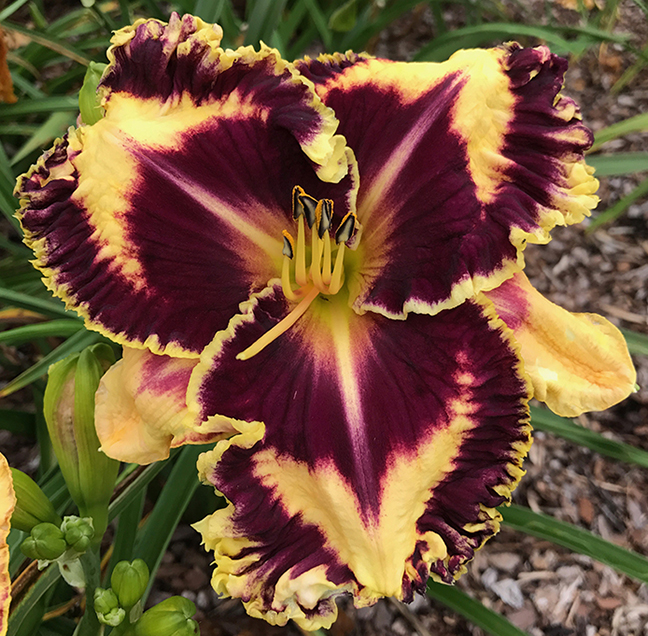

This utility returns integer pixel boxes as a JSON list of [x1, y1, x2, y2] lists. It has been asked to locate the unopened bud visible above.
[[94, 587, 125, 627], [44, 344, 118, 541], [9, 468, 61, 532], [135, 596, 199, 636], [111, 558, 150, 610], [61, 516, 94, 554], [21, 522, 66, 561], [79, 62, 107, 125]]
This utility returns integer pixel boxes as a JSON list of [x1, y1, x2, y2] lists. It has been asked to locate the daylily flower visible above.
[[15, 14, 636, 631], [1, 453, 16, 636]]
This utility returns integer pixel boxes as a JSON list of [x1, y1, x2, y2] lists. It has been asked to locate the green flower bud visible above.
[[61, 515, 94, 554], [21, 522, 66, 561], [9, 468, 61, 532], [94, 587, 126, 627], [111, 559, 150, 610], [44, 344, 118, 541], [135, 596, 199, 636], [78, 61, 107, 125]]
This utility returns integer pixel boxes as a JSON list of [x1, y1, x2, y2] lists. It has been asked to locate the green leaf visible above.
[[0, 287, 75, 319], [193, 0, 225, 22], [587, 175, 648, 232], [0, 21, 91, 66], [0, 0, 31, 22], [590, 113, 648, 152], [587, 152, 648, 177], [427, 581, 530, 636], [329, 0, 357, 32], [10, 112, 74, 166], [245, 0, 289, 48], [530, 405, 648, 469], [0, 408, 35, 435], [621, 327, 648, 356], [501, 504, 648, 584], [0, 96, 79, 119], [298, 0, 332, 49], [0, 320, 84, 345], [414, 23, 587, 61], [134, 445, 208, 601], [0, 329, 103, 397]]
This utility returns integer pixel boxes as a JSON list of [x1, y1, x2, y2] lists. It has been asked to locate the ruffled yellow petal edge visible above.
[[0, 453, 16, 636], [485, 272, 637, 417]]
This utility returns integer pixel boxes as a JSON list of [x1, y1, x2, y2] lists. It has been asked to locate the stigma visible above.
[[237, 186, 357, 361]]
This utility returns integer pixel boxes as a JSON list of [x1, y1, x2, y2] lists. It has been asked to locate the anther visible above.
[[292, 186, 305, 220], [282, 231, 294, 259], [318, 199, 333, 238], [335, 212, 356, 244], [299, 194, 319, 228]]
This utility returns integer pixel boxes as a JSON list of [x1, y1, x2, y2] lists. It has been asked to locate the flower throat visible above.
[[236, 186, 357, 361]]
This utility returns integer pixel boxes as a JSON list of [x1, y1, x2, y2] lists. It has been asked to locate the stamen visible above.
[[295, 215, 307, 286], [318, 199, 333, 238], [310, 210, 324, 291], [322, 231, 332, 285], [281, 232, 299, 301], [292, 185, 305, 220], [328, 243, 346, 295], [237, 286, 320, 360], [335, 212, 356, 244]]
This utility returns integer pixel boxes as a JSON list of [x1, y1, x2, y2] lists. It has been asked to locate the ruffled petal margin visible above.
[[95, 347, 235, 464], [0, 453, 16, 636], [15, 13, 352, 358], [188, 283, 531, 630], [296, 45, 598, 320], [485, 272, 636, 417]]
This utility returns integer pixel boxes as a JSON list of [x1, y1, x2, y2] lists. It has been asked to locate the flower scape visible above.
[[15, 13, 636, 631]]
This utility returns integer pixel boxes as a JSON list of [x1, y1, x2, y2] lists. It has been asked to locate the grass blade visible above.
[[245, 0, 289, 48], [10, 112, 74, 166], [0, 96, 78, 117], [0, 319, 84, 344], [586, 175, 648, 232], [0, 288, 76, 318], [587, 152, 648, 177], [415, 23, 584, 62], [530, 405, 648, 469], [0, 408, 35, 435], [427, 581, 530, 636], [590, 113, 648, 152], [0, 329, 102, 397], [134, 445, 208, 601], [501, 504, 648, 584], [0, 21, 91, 66], [621, 328, 648, 356]]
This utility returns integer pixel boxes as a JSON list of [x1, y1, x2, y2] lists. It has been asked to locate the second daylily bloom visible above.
[[15, 14, 635, 630], [1, 453, 16, 636]]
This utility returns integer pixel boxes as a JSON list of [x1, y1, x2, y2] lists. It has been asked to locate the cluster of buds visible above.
[[94, 560, 199, 635]]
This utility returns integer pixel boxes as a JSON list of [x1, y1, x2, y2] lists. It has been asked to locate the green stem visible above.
[[73, 549, 102, 636]]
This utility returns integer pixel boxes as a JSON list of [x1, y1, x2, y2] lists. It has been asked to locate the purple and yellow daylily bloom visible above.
[[15, 14, 636, 630], [0, 453, 16, 636]]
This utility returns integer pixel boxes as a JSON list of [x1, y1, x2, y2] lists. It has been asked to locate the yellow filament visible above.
[[281, 256, 299, 301], [236, 286, 320, 360], [328, 243, 346, 295], [322, 232, 332, 285], [310, 225, 324, 291], [296, 215, 307, 287]]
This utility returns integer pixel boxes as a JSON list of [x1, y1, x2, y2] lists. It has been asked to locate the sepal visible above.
[[79, 61, 107, 125]]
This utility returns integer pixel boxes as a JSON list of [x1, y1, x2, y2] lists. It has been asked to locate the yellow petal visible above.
[[95, 347, 235, 464], [485, 272, 636, 417]]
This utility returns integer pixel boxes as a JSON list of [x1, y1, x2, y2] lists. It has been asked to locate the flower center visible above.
[[237, 186, 357, 361]]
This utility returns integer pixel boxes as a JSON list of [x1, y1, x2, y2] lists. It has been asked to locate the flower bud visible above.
[[79, 61, 107, 125], [94, 587, 126, 627], [135, 596, 200, 636], [44, 344, 118, 541], [60, 515, 94, 554], [9, 468, 61, 532], [111, 558, 150, 610], [21, 522, 66, 561]]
